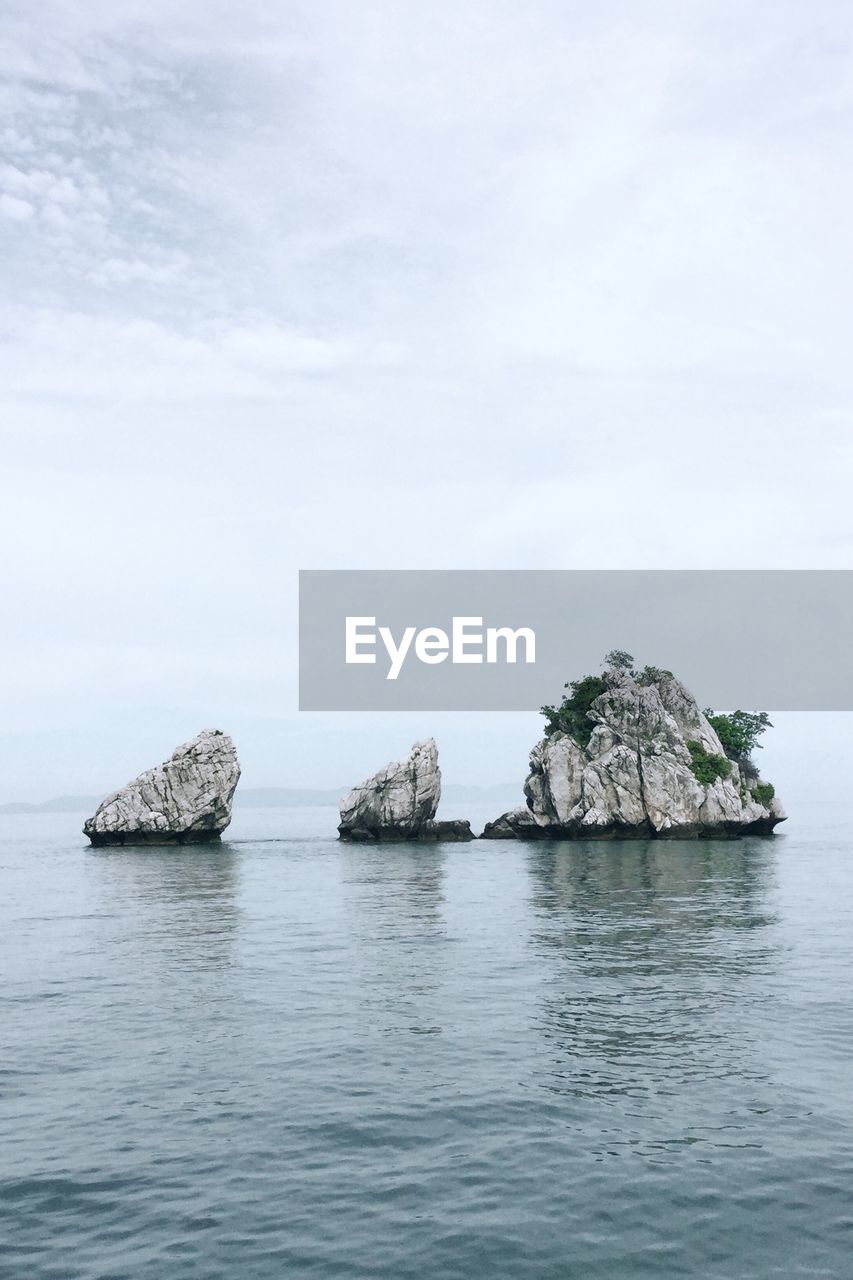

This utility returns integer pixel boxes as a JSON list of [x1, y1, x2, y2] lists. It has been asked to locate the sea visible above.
[[1, 800, 851, 1279]]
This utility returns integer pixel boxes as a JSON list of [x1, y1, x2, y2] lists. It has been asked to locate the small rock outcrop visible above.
[[338, 738, 473, 842], [84, 729, 240, 846], [481, 807, 544, 840], [483, 667, 786, 840]]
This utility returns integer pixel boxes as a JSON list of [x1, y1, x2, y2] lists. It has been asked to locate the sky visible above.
[[1, 0, 852, 803]]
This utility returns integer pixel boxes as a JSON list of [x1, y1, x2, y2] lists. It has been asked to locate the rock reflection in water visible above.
[[341, 843, 448, 1038], [88, 843, 242, 973], [524, 838, 782, 1110]]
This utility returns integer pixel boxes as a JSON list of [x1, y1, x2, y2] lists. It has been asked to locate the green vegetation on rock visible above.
[[603, 649, 634, 670], [686, 740, 733, 786], [540, 674, 608, 748], [635, 664, 674, 686], [703, 709, 772, 764], [751, 781, 775, 808]]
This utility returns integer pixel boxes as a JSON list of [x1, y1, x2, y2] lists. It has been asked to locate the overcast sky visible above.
[[1, 0, 852, 803]]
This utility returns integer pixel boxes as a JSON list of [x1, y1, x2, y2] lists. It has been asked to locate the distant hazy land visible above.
[[0, 783, 521, 816]]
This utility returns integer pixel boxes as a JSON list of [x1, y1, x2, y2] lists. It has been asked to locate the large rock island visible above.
[[83, 729, 240, 846], [339, 738, 473, 842], [483, 657, 786, 840]]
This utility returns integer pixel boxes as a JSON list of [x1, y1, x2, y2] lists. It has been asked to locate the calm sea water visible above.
[[1, 802, 852, 1279]]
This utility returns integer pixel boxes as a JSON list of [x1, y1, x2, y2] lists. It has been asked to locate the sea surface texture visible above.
[[2, 803, 851, 1279]]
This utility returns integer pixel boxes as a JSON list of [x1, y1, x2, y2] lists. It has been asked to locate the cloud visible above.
[[0, 191, 33, 219], [0, 306, 403, 400], [91, 254, 190, 286]]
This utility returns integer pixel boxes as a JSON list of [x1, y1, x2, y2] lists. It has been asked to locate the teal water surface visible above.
[[1, 804, 851, 1279]]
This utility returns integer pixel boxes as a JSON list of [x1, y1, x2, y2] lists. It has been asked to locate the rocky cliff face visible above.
[[338, 738, 473, 842], [483, 669, 785, 840], [83, 729, 240, 846]]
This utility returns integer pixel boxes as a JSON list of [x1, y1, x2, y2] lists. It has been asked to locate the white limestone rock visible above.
[[525, 735, 586, 824], [485, 666, 784, 840], [83, 729, 240, 846], [338, 738, 471, 841]]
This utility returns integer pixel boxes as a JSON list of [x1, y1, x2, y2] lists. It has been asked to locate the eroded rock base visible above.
[[87, 829, 224, 847], [480, 809, 783, 840], [339, 819, 474, 843]]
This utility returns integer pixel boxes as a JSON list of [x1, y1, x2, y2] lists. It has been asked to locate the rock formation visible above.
[[482, 666, 785, 840], [480, 807, 542, 839], [83, 729, 240, 846], [338, 738, 473, 842]]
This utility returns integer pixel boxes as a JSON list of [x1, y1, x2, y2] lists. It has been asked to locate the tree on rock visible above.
[[703, 709, 772, 764]]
